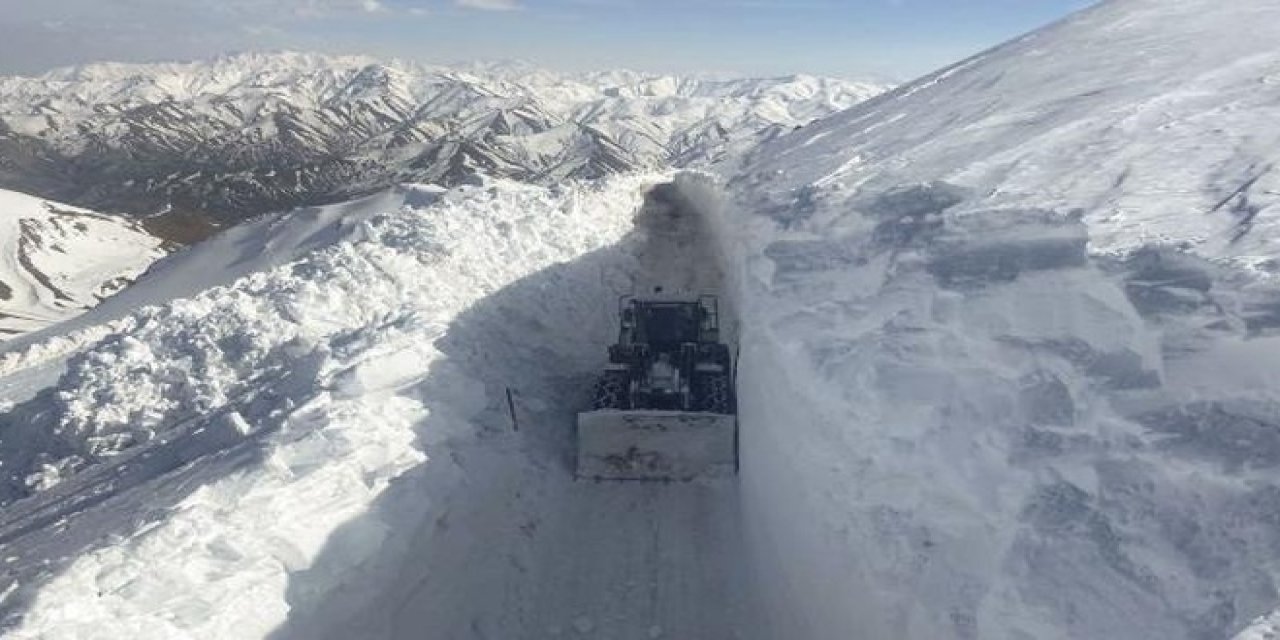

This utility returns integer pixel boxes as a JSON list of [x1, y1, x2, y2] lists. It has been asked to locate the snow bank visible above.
[[679, 159, 1280, 638], [0, 186, 445, 360], [665, 2, 1280, 637], [0, 177, 648, 638], [672, 3, 1280, 634], [269, 179, 753, 640]]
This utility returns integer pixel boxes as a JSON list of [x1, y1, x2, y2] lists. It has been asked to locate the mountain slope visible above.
[[689, 0, 1280, 638], [0, 189, 166, 338], [0, 53, 886, 223], [736, 0, 1280, 270]]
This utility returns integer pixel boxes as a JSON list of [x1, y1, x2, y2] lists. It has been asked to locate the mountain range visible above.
[[0, 52, 886, 225]]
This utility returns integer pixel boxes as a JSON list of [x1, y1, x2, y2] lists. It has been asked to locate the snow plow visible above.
[[577, 295, 737, 481]]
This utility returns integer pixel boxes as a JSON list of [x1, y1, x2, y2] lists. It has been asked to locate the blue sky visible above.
[[0, 0, 1096, 80]]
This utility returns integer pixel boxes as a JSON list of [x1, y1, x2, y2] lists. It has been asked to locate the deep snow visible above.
[[683, 0, 1280, 637], [0, 176, 754, 639], [1, 0, 1280, 638]]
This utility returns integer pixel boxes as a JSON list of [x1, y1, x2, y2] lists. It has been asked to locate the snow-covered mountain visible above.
[[2, 0, 1280, 639], [701, 0, 1280, 638], [0, 189, 166, 338], [0, 52, 885, 223]]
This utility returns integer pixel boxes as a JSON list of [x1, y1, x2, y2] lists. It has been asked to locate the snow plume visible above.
[[0, 178, 646, 637]]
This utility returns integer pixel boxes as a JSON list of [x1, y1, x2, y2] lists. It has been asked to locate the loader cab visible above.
[[636, 303, 698, 350], [617, 296, 720, 348]]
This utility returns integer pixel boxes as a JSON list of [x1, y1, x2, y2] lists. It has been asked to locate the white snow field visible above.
[[0, 189, 165, 338], [1, 0, 1280, 639]]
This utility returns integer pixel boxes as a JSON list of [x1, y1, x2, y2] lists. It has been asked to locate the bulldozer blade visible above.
[[576, 410, 737, 481]]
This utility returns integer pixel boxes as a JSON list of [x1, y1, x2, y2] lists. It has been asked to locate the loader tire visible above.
[[695, 372, 732, 414], [593, 372, 629, 410]]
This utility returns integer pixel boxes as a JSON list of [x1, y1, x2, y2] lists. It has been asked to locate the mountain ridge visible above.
[[0, 51, 887, 224]]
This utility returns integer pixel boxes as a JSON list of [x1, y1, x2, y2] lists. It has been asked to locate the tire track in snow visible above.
[[501, 183, 747, 639], [506, 183, 748, 639]]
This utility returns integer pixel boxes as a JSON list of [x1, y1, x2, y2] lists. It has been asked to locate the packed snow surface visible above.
[[0, 189, 165, 338]]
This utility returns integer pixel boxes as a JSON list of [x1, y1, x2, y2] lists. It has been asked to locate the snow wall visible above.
[[674, 168, 1280, 640]]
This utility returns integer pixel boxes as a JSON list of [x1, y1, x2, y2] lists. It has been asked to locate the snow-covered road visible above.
[[0, 177, 756, 639], [322, 476, 749, 640], [271, 183, 753, 640]]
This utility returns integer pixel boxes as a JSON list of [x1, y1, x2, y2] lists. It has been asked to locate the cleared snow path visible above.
[[268, 183, 752, 640], [0, 178, 753, 639], [0, 178, 753, 638]]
